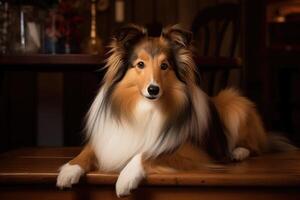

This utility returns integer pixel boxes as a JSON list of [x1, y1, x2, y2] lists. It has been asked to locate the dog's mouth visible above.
[[145, 96, 158, 100], [141, 90, 162, 101], [141, 92, 160, 100]]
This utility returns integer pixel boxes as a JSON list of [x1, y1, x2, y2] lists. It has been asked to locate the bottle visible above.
[[82, 0, 103, 55]]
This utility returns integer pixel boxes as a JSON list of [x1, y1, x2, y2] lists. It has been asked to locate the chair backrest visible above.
[[191, 3, 241, 96]]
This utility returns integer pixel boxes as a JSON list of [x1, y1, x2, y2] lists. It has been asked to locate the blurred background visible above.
[[0, 0, 299, 152]]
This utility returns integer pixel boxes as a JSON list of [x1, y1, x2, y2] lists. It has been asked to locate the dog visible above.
[[56, 24, 296, 197]]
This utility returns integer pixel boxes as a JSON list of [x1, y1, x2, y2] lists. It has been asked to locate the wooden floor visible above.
[[0, 147, 300, 200]]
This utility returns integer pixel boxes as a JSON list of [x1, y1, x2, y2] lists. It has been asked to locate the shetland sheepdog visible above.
[[56, 24, 296, 197]]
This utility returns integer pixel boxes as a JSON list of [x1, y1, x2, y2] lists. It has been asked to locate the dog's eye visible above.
[[160, 63, 168, 70], [137, 61, 145, 69]]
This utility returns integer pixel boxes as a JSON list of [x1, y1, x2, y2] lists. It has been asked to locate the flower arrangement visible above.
[[44, 0, 85, 53]]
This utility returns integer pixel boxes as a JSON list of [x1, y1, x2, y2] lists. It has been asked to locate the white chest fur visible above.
[[91, 98, 164, 172]]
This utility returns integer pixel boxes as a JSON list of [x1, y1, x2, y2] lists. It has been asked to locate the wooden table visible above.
[[0, 147, 299, 200]]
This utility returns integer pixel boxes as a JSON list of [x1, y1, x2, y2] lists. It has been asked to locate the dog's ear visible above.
[[162, 25, 193, 48], [113, 24, 147, 49]]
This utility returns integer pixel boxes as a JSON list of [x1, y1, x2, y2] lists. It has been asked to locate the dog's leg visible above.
[[56, 144, 95, 188], [115, 153, 145, 197], [231, 147, 250, 161], [115, 152, 189, 197]]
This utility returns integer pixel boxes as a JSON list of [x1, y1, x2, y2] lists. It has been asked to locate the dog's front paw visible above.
[[56, 163, 84, 189], [116, 170, 143, 197], [231, 147, 250, 161], [115, 154, 145, 197]]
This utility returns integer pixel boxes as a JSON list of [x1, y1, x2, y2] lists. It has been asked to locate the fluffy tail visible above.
[[267, 132, 298, 152]]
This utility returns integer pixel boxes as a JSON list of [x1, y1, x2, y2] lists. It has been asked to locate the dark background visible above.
[[0, 0, 299, 152]]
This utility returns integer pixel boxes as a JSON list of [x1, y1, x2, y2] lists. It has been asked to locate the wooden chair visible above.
[[191, 3, 241, 96]]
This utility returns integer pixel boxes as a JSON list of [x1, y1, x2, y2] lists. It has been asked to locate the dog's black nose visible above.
[[147, 85, 160, 96]]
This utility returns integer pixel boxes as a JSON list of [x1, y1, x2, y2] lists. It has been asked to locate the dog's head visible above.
[[105, 24, 196, 98], [103, 24, 197, 119]]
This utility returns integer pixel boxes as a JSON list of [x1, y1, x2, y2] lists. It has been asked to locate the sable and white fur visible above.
[[57, 24, 296, 197]]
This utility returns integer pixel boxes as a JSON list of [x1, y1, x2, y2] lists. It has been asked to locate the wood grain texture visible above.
[[0, 185, 300, 200], [0, 72, 37, 151], [0, 147, 300, 186], [63, 71, 99, 146], [1, 148, 300, 200]]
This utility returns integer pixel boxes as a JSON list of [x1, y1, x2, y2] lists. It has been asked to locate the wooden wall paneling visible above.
[[7, 71, 37, 149], [64, 72, 86, 146], [97, 0, 112, 44], [110, 0, 121, 39], [63, 71, 99, 146], [217, 0, 239, 3], [133, 0, 154, 26], [178, 0, 217, 29], [0, 71, 3, 94], [125, 0, 135, 23], [291, 73, 300, 144], [156, 0, 178, 26], [0, 71, 10, 153], [37, 72, 64, 146], [240, 0, 247, 91], [242, 0, 269, 127]]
